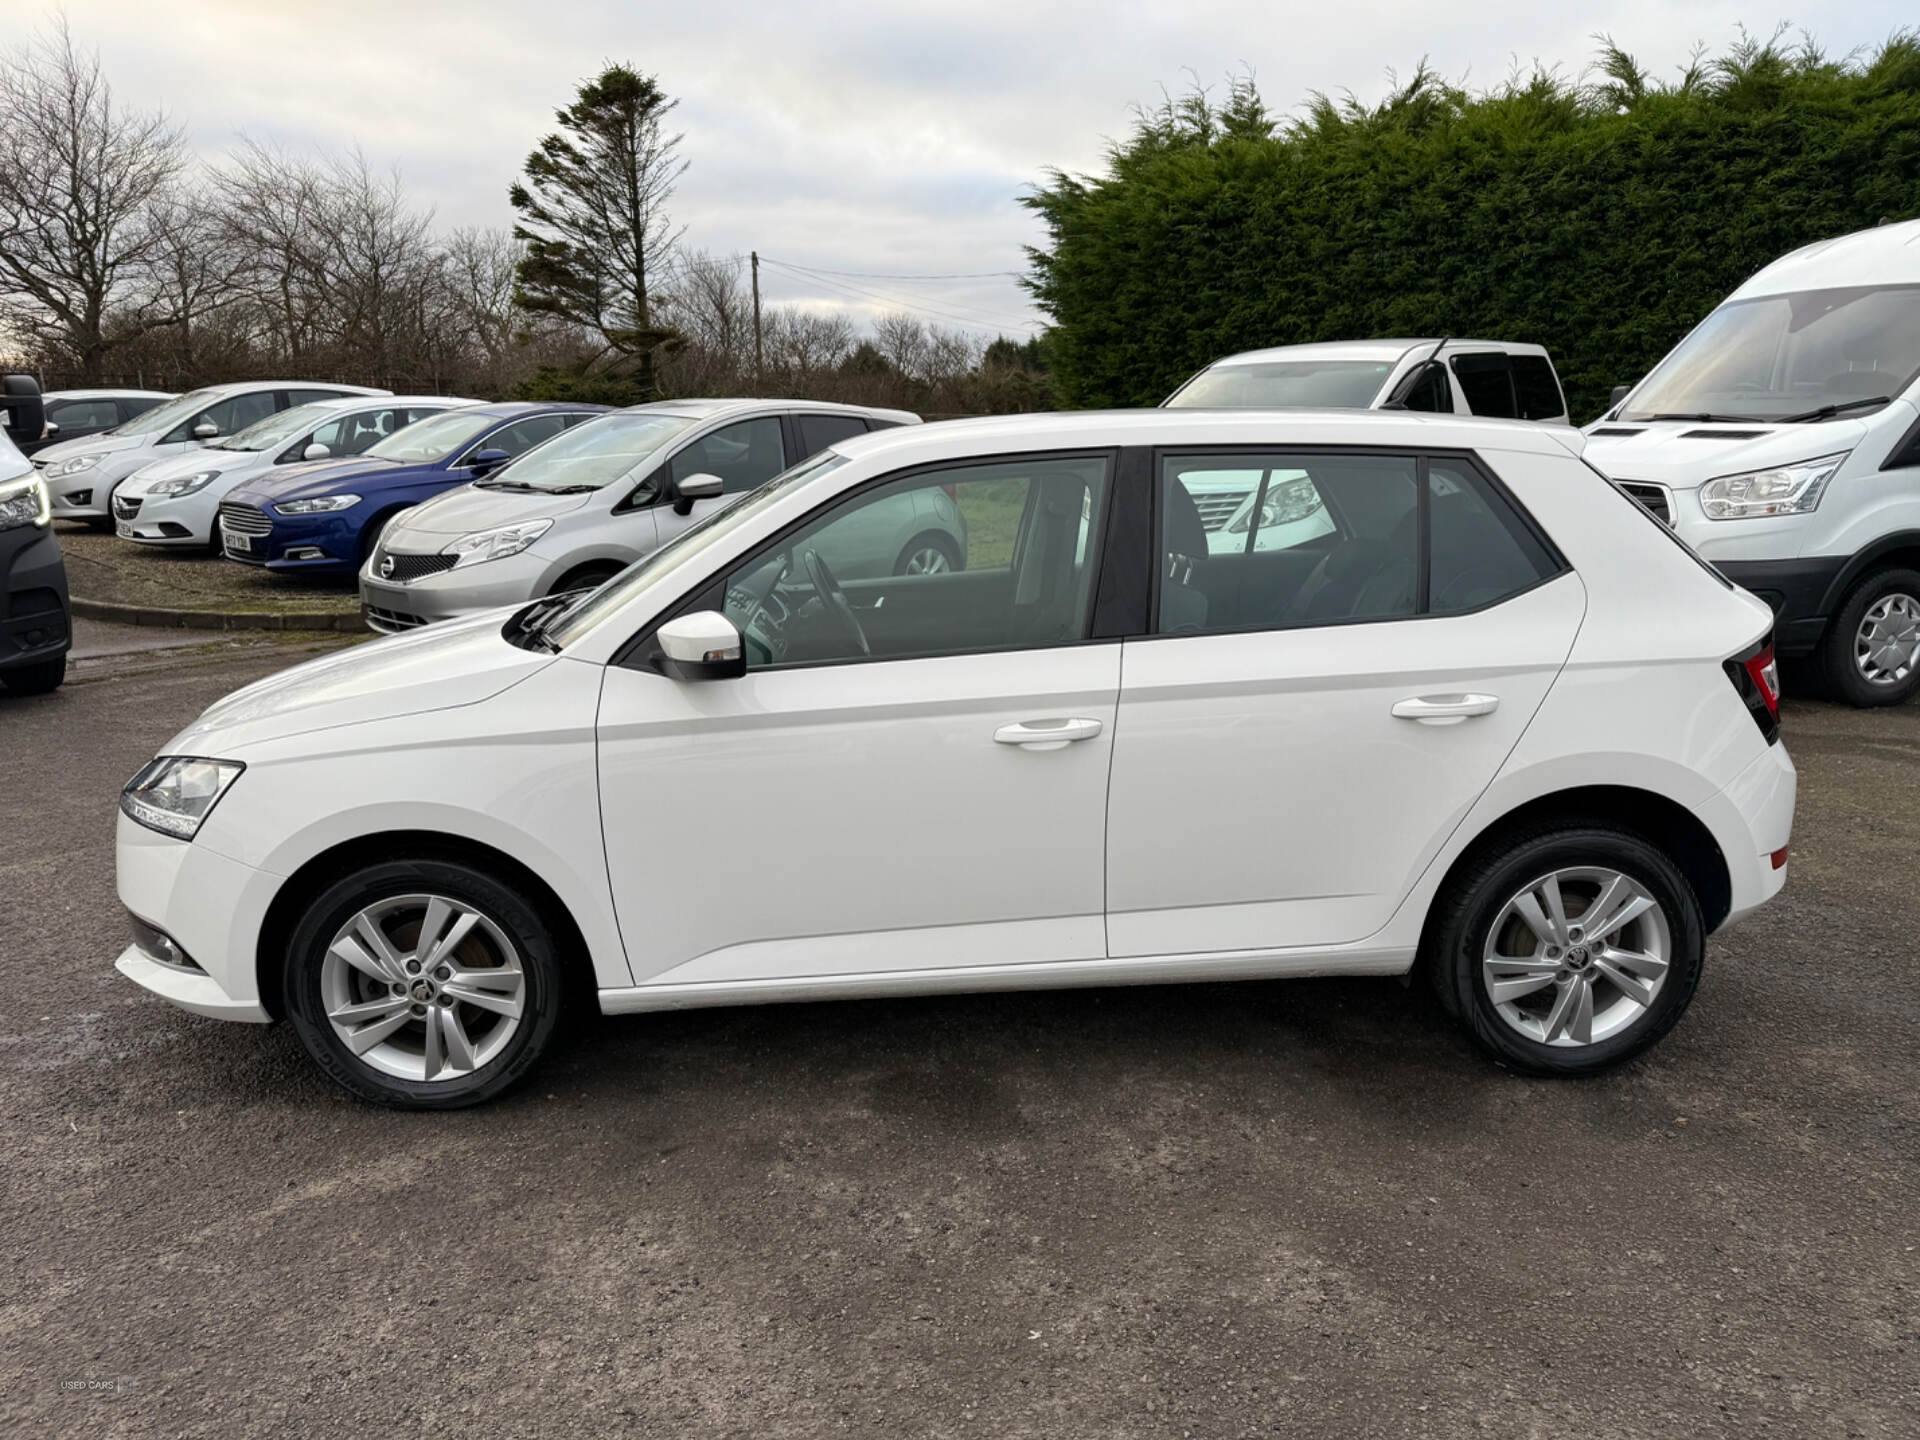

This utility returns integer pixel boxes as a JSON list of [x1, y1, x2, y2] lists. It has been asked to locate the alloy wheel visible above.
[[319, 893, 527, 1082], [1854, 592, 1920, 686], [901, 545, 952, 576], [1480, 867, 1672, 1048]]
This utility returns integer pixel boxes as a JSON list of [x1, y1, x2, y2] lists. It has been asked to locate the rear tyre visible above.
[[893, 532, 962, 577], [1821, 567, 1920, 707], [1429, 824, 1705, 1076], [283, 858, 565, 1109], [1, 654, 66, 695]]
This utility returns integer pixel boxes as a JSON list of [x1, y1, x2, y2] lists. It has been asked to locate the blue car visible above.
[[217, 402, 609, 576]]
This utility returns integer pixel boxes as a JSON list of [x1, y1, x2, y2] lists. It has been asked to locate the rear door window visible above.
[[797, 412, 868, 457], [1450, 354, 1518, 418]]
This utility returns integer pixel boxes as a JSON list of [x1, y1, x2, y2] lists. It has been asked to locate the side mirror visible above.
[[1, 375, 46, 444], [192, 419, 219, 440], [673, 471, 724, 515], [468, 447, 511, 475], [302, 442, 331, 461], [43, 422, 59, 437], [653, 610, 744, 681], [1609, 385, 1632, 407]]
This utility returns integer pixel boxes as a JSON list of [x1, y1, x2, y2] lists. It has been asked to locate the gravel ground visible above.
[[55, 522, 358, 616], [1, 626, 1914, 1438]]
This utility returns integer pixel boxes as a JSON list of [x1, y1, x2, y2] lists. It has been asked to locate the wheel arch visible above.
[[1414, 785, 1732, 983], [1816, 532, 1920, 619], [255, 829, 598, 1022]]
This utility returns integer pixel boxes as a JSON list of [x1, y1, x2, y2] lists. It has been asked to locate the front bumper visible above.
[[1715, 558, 1847, 657], [114, 490, 215, 546], [115, 813, 281, 1023], [1, 523, 72, 674], [360, 549, 550, 632]]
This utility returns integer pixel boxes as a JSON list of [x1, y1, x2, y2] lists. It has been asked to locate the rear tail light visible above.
[[1724, 634, 1781, 744]]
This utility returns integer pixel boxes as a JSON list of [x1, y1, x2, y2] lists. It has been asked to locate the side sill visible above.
[[598, 946, 1415, 1015]]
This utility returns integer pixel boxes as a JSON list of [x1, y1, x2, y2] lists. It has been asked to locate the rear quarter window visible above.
[[1511, 355, 1567, 421]]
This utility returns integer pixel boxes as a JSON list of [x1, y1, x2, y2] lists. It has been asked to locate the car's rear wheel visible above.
[[893, 532, 962, 576], [283, 858, 565, 1108], [1822, 567, 1920, 707], [1, 654, 66, 695], [1429, 824, 1705, 1075]]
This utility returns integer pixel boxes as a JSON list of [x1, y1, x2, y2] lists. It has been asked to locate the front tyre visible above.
[[1430, 825, 1705, 1076], [284, 859, 565, 1108], [1822, 567, 1920, 707]]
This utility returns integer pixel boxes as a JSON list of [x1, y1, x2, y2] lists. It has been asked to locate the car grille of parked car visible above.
[[112, 494, 141, 520], [1616, 481, 1673, 526], [216, 501, 272, 536], [372, 550, 459, 584], [1191, 491, 1251, 530], [363, 605, 430, 633]]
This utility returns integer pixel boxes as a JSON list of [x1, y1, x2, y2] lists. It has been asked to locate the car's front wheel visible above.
[[283, 858, 566, 1108], [1822, 566, 1920, 707], [1429, 824, 1705, 1075]]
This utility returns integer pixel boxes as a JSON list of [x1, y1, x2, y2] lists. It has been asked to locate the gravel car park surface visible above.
[[2, 626, 1914, 1438]]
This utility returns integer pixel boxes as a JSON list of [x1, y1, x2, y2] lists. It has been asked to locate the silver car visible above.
[[359, 399, 926, 633]]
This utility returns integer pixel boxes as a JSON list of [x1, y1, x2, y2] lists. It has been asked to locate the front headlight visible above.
[[148, 471, 219, 499], [0, 473, 51, 531], [274, 494, 361, 515], [47, 453, 100, 479], [1699, 453, 1849, 520], [1229, 476, 1324, 534], [442, 518, 554, 569], [120, 756, 245, 841]]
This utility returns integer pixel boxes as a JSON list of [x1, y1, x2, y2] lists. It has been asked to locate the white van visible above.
[[1586, 219, 1920, 705]]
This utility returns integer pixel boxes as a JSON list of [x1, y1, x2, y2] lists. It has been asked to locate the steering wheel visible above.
[[803, 547, 869, 657]]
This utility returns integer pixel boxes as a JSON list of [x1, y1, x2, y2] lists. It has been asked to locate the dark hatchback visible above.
[[217, 402, 610, 577]]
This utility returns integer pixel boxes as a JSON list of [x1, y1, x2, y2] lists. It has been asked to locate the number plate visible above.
[[222, 524, 251, 554], [116, 521, 134, 540]]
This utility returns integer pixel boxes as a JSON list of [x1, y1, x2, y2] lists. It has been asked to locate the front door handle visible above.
[[1391, 693, 1500, 726], [993, 717, 1104, 750]]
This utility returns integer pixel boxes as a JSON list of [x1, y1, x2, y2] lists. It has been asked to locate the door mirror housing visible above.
[[468, 447, 511, 475], [192, 418, 219, 440], [302, 442, 331, 461], [653, 610, 745, 681], [2, 375, 47, 445], [673, 471, 724, 515], [43, 421, 59, 437]]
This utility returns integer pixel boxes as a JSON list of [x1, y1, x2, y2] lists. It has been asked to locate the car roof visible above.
[[45, 388, 176, 400], [1733, 217, 1920, 299], [456, 401, 613, 418], [1204, 339, 1551, 368], [618, 398, 922, 425], [836, 407, 1587, 462], [285, 393, 480, 413]]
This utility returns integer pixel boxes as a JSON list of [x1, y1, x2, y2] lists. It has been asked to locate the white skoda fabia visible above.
[[114, 410, 1796, 1107]]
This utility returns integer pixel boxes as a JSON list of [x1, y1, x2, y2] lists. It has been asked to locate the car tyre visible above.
[[1, 654, 66, 695], [283, 858, 566, 1109], [1821, 567, 1920, 707], [893, 532, 963, 576], [1429, 823, 1705, 1076], [548, 562, 623, 597]]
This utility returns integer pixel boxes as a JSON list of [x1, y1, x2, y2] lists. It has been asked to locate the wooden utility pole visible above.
[[750, 251, 764, 392]]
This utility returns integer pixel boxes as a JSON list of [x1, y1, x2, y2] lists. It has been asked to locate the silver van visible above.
[[360, 399, 921, 632]]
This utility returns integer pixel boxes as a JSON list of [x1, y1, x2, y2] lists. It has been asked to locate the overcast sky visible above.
[[32, 1, 1919, 338]]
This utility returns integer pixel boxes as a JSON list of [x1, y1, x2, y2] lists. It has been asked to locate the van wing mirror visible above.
[[1610, 384, 1632, 407], [653, 610, 745, 681], [1, 375, 46, 444]]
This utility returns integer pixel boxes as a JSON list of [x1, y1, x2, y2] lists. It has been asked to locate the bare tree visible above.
[[211, 139, 331, 362], [0, 21, 189, 380]]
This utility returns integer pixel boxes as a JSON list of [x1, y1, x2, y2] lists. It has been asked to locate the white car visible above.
[[112, 396, 479, 549], [114, 409, 1794, 1108], [1587, 218, 1920, 706], [33, 380, 390, 523]]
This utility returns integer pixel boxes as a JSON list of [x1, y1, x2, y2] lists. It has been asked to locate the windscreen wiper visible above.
[[1781, 396, 1892, 423], [1641, 412, 1765, 424], [1381, 337, 1449, 410], [474, 478, 538, 491]]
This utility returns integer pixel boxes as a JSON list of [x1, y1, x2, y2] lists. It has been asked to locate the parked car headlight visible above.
[[47, 453, 99, 478], [1228, 476, 1324, 534], [1699, 453, 1848, 520], [147, 471, 219, 498], [442, 518, 554, 569], [0, 473, 51, 531], [274, 494, 361, 515], [120, 756, 245, 841]]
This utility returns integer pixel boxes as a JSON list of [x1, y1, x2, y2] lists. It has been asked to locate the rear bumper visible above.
[[1709, 739, 1797, 930], [0, 524, 72, 674], [1717, 558, 1846, 657]]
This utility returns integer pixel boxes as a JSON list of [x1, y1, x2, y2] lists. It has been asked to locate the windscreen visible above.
[[490, 412, 698, 492], [107, 388, 220, 436], [1623, 285, 1920, 422], [365, 410, 498, 464], [1167, 360, 1397, 409]]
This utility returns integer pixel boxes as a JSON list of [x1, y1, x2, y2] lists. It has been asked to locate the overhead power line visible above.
[[760, 259, 1025, 282]]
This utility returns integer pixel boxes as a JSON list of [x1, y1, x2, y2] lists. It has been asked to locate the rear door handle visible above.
[[1391, 693, 1500, 726], [994, 717, 1104, 750]]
